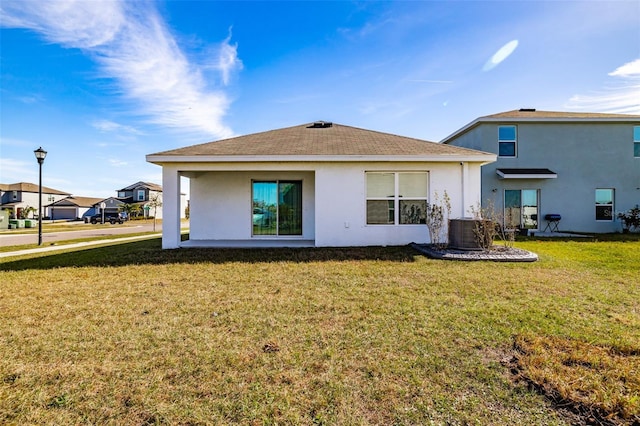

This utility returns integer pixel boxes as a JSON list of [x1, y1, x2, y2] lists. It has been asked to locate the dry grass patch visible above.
[[512, 334, 640, 425]]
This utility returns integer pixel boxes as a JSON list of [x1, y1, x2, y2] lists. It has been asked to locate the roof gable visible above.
[[118, 181, 163, 192], [0, 182, 70, 195], [442, 109, 640, 144], [49, 196, 104, 207], [147, 122, 493, 161]]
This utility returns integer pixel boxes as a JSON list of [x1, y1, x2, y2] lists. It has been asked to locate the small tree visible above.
[[425, 191, 451, 250], [618, 205, 640, 232], [468, 203, 496, 251], [130, 204, 141, 219], [118, 203, 136, 220], [468, 199, 516, 250], [148, 194, 162, 231], [18, 206, 36, 219]]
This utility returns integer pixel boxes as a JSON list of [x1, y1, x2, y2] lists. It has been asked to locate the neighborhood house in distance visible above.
[[442, 109, 640, 234], [0, 181, 187, 229], [146, 121, 496, 249]]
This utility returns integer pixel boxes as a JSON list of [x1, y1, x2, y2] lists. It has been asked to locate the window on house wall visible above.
[[252, 181, 302, 236], [12, 191, 18, 200], [595, 189, 614, 221], [504, 189, 538, 229], [137, 190, 145, 201], [118, 191, 126, 198], [498, 125, 517, 157], [634, 126, 640, 157], [366, 172, 428, 225]]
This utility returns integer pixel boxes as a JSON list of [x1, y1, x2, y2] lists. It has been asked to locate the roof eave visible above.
[[146, 154, 497, 164], [442, 115, 640, 144]]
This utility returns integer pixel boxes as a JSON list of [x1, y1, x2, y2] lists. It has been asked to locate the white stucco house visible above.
[[146, 121, 496, 249], [442, 109, 640, 233]]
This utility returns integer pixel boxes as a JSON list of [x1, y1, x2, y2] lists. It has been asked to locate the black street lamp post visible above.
[[34, 147, 47, 246]]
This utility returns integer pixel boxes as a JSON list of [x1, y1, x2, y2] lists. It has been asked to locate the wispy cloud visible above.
[[609, 59, 640, 78], [16, 94, 44, 104], [0, 157, 35, 182], [483, 40, 519, 72], [406, 79, 454, 84], [92, 119, 142, 135], [202, 29, 243, 86], [567, 59, 640, 114], [0, 0, 240, 138], [108, 158, 128, 167]]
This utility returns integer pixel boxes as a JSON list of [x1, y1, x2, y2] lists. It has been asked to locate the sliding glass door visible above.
[[252, 181, 302, 236], [504, 189, 539, 229]]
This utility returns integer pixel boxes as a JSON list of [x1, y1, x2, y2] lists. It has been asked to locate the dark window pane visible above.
[[499, 142, 516, 156], [634, 142, 640, 157], [278, 181, 302, 235], [399, 200, 426, 224], [596, 205, 613, 221]]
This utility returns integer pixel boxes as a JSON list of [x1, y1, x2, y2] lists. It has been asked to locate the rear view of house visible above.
[[147, 121, 495, 249], [442, 109, 640, 233]]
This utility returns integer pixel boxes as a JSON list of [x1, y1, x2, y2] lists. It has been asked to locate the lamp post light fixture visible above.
[[34, 147, 47, 246]]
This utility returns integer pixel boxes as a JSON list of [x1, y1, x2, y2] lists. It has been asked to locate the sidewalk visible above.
[[0, 233, 161, 260]]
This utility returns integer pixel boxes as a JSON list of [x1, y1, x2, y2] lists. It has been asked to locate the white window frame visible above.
[[595, 188, 614, 222], [498, 125, 517, 157], [365, 172, 428, 226]]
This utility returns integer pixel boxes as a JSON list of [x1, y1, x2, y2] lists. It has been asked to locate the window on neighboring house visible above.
[[504, 189, 539, 229], [12, 191, 18, 200], [595, 189, 614, 221], [118, 191, 126, 198], [137, 190, 145, 201], [366, 172, 428, 225], [252, 181, 302, 236], [498, 125, 517, 157], [634, 126, 640, 157]]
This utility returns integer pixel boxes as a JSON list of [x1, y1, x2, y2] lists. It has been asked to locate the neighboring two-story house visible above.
[[94, 181, 187, 220], [0, 182, 70, 219], [442, 109, 640, 234]]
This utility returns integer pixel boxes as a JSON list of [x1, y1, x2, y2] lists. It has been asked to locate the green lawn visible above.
[[1, 238, 638, 425]]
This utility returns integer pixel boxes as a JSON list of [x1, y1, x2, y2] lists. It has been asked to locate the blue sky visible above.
[[1, 0, 639, 199]]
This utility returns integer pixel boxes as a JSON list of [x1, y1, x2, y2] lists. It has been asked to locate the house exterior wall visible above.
[[446, 122, 640, 233], [313, 162, 479, 246], [183, 161, 482, 247], [190, 171, 315, 241], [1, 191, 66, 218]]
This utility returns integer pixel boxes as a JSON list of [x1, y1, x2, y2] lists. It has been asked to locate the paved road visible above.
[[0, 222, 165, 246]]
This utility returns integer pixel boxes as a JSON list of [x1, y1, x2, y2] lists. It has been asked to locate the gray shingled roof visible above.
[[118, 181, 163, 192], [483, 110, 640, 119], [442, 110, 640, 144], [148, 122, 492, 159], [0, 182, 70, 195], [48, 196, 104, 207]]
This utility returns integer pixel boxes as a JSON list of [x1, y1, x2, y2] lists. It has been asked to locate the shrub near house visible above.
[[618, 205, 640, 232]]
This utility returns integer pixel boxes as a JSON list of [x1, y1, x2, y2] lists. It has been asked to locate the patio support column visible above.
[[162, 165, 181, 249], [460, 161, 470, 217]]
